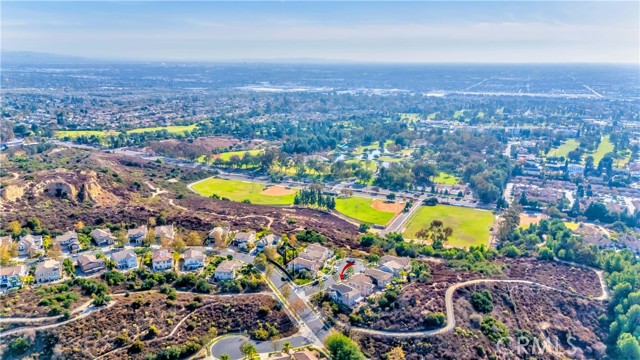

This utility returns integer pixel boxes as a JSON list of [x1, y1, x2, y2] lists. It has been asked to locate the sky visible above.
[[2, 1, 639, 63]]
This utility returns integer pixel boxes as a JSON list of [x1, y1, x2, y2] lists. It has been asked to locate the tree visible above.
[[617, 333, 640, 360], [115, 230, 129, 248], [240, 342, 257, 359], [282, 341, 292, 354], [7, 220, 21, 237], [220, 355, 230, 360], [186, 231, 203, 246], [325, 332, 366, 360], [386, 193, 396, 201], [415, 220, 453, 250], [171, 234, 186, 252], [74, 221, 85, 230]]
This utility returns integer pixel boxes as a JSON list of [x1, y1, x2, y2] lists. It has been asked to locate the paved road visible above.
[[211, 334, 311, 360], [381, 195, 426, 235]]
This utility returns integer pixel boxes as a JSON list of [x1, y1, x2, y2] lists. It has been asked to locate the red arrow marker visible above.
[[339, 262, 354, 280]]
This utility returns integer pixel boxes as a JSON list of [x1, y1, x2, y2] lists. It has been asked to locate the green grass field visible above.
[[403, 205, 494, 248], [190, 178, 294, 205], [433, 172, 459, 185], [126, 124, 197, 134], [335, 197, 398, 225], [454, 110, 465, 119], [56, 124, 197, 139], [546, 139, 580, 158], [589, 135, 614, 166], [55, 130, 118, 139]]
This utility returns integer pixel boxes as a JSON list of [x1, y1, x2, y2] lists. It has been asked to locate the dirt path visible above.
[[0, 300, 117, 338], [146, 181, 167, 198], [0, 298, 94, 324], [348, 273, 610, 338]]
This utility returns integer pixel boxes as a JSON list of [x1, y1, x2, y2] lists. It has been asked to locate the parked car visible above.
[[346, 258, 356, 264]]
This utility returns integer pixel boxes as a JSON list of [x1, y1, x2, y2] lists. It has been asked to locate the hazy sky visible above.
[[2, 1, 639, 63]]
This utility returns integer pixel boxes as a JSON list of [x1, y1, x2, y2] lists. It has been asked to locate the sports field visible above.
[[433, 172, 459, 185], [190, 178, 295, 205], [547, 139, 579, 158], [335, 196, 403, 225], [403, 205, 494, 248]]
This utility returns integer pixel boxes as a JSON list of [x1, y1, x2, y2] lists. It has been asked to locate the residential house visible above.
[[55, 230, 80, 253], [287, 257, 321, 275], [346, 274, 375, 296], [256, 234, 281, 251], [152, 249, 173, 271], [35, 260, 61, 283], [300, 243, 333, 263], [155, 225, 175, 242], [111, 249, 138, 270], [208, 226, 230, 243], [18, 234, 43, 257], [127, 225, 148, 245], [77, 254, 106, 274], [183, 249, 205, 270], [287, 243, 334, 276], [379, 255, 412, 276], [214, 259, 242, 280], [329, 283, 362, 308], [270, 349, 319, 360], [0, 265, 26, 287], [233, 231, 256, 251], [364, 268, 393, 288], [91, 228, 115, 247]]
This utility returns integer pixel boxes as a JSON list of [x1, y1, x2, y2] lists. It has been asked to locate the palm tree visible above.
[[240, 342, 257, 359], [282, 341, 292, 354], [220, 355, 230, 360]]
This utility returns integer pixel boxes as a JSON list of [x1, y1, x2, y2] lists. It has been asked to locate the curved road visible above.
[[210, 334, 311, 360]]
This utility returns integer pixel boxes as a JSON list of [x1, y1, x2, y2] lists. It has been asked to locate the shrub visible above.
[[7, 337, 30, 355], [424, 312, 446, 327], [129, 340, 145, 354], [481, 316, 509, 343], [471, 290, 494, 313]]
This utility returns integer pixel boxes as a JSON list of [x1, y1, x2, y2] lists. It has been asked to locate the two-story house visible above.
[[152, 249, 173, 271], [155, 225, 175, 242], [55, 230, 80, 253], [90, 228, 115, 247], [77, 254, 106, 274], [0, 265, 26, 288], [233, 231, 256, 251], [111, 249, 138, 270], [127, 225, 148, 245], [35, 260, 62, 283], [183, 249, 205, 271], [346, 274, 375, 297], [214, 259, 242, 281], [328, 283, 362, 308], [18, 234, 43, 257]]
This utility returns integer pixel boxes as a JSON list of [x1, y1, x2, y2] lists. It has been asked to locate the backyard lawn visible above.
[[403, 205, 494, 248], [335, 196, 402, 225], [126, 124, 197, 134], [190, 178, 295, 205]]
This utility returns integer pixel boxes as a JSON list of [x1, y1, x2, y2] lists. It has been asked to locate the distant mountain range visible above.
[[1, 51, 98, 65], [0, 50, 369, 65]]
